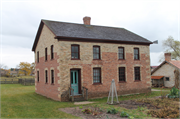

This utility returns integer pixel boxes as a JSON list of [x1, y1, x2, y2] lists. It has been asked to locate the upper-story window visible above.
[[71, 44, 80, 59], [134, 48, 139, 60], [93, 46, 101, 60], [45, 48, 47, 61], [118, 47, 124, 60], [51, 45, 54, 60], [134, 67, 140, 81], [37, 51, 39, 63]]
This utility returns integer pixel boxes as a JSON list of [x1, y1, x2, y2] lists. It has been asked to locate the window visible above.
[[165, 77, 169, 81], [45, 70, 48, 83], [93, 46, 100, 59], [45, 48, 47, 61], [93, 68, 101, 83], [71, 45, 79, 59], [51, 70, 54, 84], [134, 48, 139, 60], [37, 51, 39, 63], [119, 67, 126, 82], [134, 67, 140, 81], [118, 47, 124, 59], [51, 45, 54, 59], [37, 71, 39, 82]]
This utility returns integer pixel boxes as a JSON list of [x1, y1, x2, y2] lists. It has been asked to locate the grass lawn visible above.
[[1, 84, 169, 118], [0, 76, 35, 81], [152, 87, 171, 91]]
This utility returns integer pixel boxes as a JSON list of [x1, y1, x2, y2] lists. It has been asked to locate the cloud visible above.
[[1, 0, 179, 68]]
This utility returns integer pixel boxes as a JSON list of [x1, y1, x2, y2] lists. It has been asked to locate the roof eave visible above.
[[55, 36, 153, 45]]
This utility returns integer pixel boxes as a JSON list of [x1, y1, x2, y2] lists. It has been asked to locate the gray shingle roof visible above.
[[42, 19, 152, 43]]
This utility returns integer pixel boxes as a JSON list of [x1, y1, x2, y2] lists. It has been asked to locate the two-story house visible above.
[[32, 17, 152, 101]]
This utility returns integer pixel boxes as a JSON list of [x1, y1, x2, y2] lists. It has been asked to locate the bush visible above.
[[107, 108, 118, 114], [120, 111, 129, 117], [167, 87, 179, 98]]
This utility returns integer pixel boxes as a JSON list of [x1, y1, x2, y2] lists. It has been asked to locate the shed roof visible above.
[[151, 76, 164, 79]]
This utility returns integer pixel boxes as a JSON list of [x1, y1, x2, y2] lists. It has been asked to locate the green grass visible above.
[[0, 76, 35, 81], [1, 84, 167, 118], [1, 84, 78, 118], [152, 87, 171, 91]]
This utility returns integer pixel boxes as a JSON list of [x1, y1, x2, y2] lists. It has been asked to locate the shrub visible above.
[[82, 108, 91, 114], [120, 111, 129, 117], [107, 108, 118, 114], [167, 87, 179, 98]]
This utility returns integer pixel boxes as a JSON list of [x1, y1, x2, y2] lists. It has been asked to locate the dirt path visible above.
[[151, 89, 169, 91]]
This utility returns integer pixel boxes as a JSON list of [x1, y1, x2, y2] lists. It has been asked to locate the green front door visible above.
[[71, 70, 79, 95]]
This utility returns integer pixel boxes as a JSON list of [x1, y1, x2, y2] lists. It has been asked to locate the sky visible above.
[[0, 0, 179, 69]]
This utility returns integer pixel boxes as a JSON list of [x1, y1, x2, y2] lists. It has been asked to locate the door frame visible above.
[[70, 68, 81, 94]]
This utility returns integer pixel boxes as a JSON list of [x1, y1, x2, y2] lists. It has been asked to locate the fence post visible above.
[[12, 79, 13, 84], [5, 79, 6, 84]]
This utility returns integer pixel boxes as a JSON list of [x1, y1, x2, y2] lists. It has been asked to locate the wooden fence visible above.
[[0, 78, 35, 85]]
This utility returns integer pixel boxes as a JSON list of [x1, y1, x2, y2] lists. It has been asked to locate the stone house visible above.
[[151, 53, 180, 88], [32, 17, 152, 101]]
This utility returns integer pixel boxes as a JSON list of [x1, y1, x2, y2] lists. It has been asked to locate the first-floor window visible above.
[[93, 68, 101, 83], [119, 67, 126, 82], [37, 71, 39, 82], [51, 70, 54, 84], [134, 67, 140, 81], [45, 70, 48, 83], [165, 77, 169, 81]]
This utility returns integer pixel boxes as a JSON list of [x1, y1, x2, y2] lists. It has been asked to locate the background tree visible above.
[[159, 36, 180, 62], [30, 62, 35, 75], [18, 62, 31, 76]]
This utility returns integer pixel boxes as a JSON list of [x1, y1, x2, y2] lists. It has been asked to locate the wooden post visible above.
[[5, 79, 6, 84], [82, 87, 84, 98], [86, 89, 88, 100], [72, 89, 74, 102], [12, 79, 13, 84]]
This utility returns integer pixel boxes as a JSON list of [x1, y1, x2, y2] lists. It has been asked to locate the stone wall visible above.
[[152, 63, 176, 87], [59, 41, 151, 101], [35, 24, 60, 101]]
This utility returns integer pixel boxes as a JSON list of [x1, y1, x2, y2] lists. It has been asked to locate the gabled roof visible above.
[[151, 60, 180, 74], [32, 19, 152, 51]]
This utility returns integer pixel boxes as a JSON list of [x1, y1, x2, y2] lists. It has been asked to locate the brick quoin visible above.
[[35, 53, 60, 101]]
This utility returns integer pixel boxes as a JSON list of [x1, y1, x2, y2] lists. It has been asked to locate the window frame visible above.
[[51, 45, 54, 60], [93, 67, 101, 84], [119, 67, 126, 82], [134, 48, 140, 60], [45, 70, 48, 83], [37, 51, 39, 63], [118, 47, 125, 60], [37, 71, 39, 82], [93, 46, 101, 60], [165, 77, 169, 81], [51, 70, 54, 84], [71, 44, 80, 60], [134, 67, 141, 81], [45, 48, 48, 61]]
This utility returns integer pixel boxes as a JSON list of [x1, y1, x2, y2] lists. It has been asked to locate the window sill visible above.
[[50, 59, 54, 61], [93, 83, 102, 85], [71, 59, 81, 60], [134, 80, 141, 82], [51, 83, 55, 85], [119, 81, 126, 83], [45, 83, 48, 84], [118, 59, 125, 60], [134, 59, 140, 61], [45, 60, 48, 62], [93, 59, 102, 60]]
